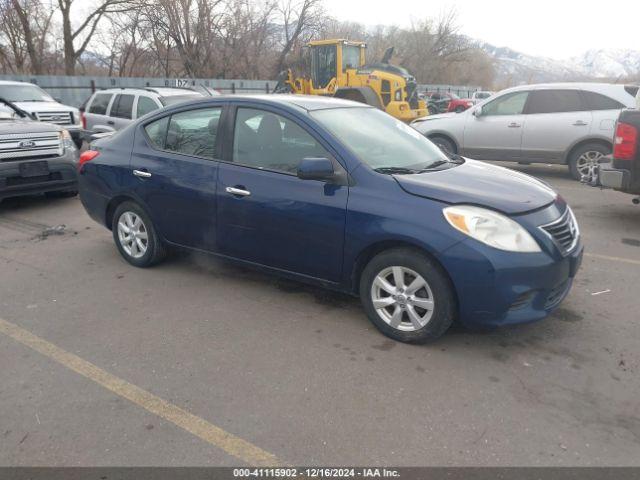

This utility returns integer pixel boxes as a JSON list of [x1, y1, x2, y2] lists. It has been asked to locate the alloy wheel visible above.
[[576, 150, 604, 183], [117, 211, 148, 259], [370, 266, 435, 332]]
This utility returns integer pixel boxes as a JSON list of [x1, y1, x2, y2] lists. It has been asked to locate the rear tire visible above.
[[112, 201, 166, 268], [359, 248, 456, 344], [454, 105, 466, 113], [568, 143, 610, 182]]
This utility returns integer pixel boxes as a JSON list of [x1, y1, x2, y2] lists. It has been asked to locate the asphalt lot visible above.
[[1, 162, 639, 467]]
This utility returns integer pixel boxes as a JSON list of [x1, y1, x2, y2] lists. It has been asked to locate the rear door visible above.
[[85, 92, 115, 132], [521, 89, 592, 162], [130, 105, 225, 250], [109, 94, 135, 130], [463, 90, 529, 160]]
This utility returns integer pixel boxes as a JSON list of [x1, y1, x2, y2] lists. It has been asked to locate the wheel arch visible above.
[[350, 240, 458, 306], [105, 195, 140, 230], [427, 132, 460, 154], [334, 87, 383, 110], [564, 137, 612, 164]]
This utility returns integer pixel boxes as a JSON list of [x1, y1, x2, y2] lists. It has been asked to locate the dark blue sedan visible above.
[[78, 95, 583, 343]]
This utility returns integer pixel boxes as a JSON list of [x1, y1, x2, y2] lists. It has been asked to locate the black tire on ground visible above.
[[112, 200, 166, 268], [429, 135, 457, 155], [454, 106, 466, 113], [568, 142, 610, 181], [359, 248, 456, 344], [45, 190, 78, 198]]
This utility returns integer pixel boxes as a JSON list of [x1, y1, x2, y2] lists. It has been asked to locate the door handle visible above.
[[107, 120, 115, 125], [133, 169, 152, 178], [225, 186, 251, 197], [508, 122, 521, 128], [573, 121, 589, 126]]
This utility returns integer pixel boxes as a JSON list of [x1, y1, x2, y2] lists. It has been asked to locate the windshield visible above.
[[311, 107, 449, 171], [0, 84, 54, 102]]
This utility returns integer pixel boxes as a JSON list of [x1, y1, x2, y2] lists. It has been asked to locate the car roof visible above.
[[95, 87, 201, 97], [169, 94, 368, 112], [498, 82, 637, 106], [0, 80, 38, 86]]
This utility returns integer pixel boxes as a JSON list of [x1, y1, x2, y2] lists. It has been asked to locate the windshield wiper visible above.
[[374, 167, 420, 175]]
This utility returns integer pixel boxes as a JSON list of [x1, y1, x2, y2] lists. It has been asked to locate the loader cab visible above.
[[308, 40, 366, 91]]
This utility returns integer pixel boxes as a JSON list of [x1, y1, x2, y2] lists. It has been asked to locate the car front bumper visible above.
[[438, 205, 583, 328], [0, 150, 78, 200]]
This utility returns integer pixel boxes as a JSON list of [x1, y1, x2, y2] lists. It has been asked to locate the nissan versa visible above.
[[78, 95, 583, 343]]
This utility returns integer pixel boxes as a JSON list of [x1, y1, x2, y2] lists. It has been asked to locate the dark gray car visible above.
[[0, 99, 78, 200]]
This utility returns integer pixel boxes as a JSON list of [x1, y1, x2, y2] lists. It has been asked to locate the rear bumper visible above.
[[0, 152, 78, 199], [598, 160, 638, 194]]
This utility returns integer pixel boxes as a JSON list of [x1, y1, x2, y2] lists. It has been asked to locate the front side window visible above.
[[526, 90, 585, 114], [164, 108, 222, 159], [482, 91, 529, 116], [0, 84, 53, 102], [137, 96, 159, 117], [88, 93, 113, 115], [342, 45, 361, 70], [111, 94, 135, 119], [582, 91, 624, 111], [311, 107, 448, 171], [233, 108, 328, 174]]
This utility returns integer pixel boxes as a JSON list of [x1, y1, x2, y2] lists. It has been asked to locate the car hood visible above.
[[0, 118, 62, 135], [394, 159, 557, 215], [13, 101, 79, 114]]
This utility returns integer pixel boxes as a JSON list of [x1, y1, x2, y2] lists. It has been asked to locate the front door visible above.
[[130, 105, 224, 250], [216, 106, 348, 282], [463, 90, 530, 161]]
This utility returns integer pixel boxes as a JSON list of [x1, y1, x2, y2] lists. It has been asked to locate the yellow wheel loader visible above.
[[274, 39, 429, 123]]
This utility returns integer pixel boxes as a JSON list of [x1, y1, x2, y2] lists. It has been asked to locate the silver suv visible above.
[[411, 83, 638, 181], [82, 87, 205, 134]]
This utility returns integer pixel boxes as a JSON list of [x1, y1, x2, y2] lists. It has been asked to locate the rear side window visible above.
[[111, 94, 135, 119], [88, 93, 112, 115], [582, 91, 624, 111], [144, 117, 169, 149], [137, 96, 159, 117], [164, 108, 222, 159], [526, 90, 585, 114]]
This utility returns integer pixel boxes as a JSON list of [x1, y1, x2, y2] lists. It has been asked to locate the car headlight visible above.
[[59, 129, 76, 152], [443, 205, 541, 253]]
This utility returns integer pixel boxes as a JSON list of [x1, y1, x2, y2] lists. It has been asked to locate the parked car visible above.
[[597, 87, 640, 202], [425, 92, 474, 114], [82, 87, 205, 134], [471, 91, 495, 104], [0, 80, 83, 148], [412, 83, 638, 181], [0, 98, 78, 201], [78, 95, 582, 344]]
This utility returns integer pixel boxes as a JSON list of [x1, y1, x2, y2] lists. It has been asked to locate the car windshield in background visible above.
[[311, 107, 450, 172], [159, 94, 203, 106], [0, 84, 54, 102]]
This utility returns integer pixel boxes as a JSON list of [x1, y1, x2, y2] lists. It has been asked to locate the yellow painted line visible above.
[[0, 317, 281, 467], [585, 253, 640, 266]]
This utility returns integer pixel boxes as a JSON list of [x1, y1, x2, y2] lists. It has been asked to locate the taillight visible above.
[[78, 150, 99, 171], [613, 122, 638, 160], [81, 111, 86, 130]]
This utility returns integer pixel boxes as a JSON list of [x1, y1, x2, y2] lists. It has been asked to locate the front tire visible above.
[[112, 201, 166, 268], [568, 143, 610, 182], [429, 135, 457, 155], [359, 248, 456, 343]]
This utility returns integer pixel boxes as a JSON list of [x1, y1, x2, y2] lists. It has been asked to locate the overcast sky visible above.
[[323, 0, 639, 59]]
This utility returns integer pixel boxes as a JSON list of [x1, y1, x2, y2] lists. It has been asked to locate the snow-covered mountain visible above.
[[479, 43, 640, 85]]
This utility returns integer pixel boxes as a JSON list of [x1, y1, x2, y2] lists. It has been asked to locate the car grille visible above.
[[0, 132, 63, 162], [539, 208, 579, 255], [35, 111, 74, 125]]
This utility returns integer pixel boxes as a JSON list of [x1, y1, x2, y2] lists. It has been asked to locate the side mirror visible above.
[[297, 157, 335, 181], [472, 106, 483, 117]]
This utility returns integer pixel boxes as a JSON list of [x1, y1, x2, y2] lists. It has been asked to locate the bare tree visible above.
[[57, 0, 132, 74]]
